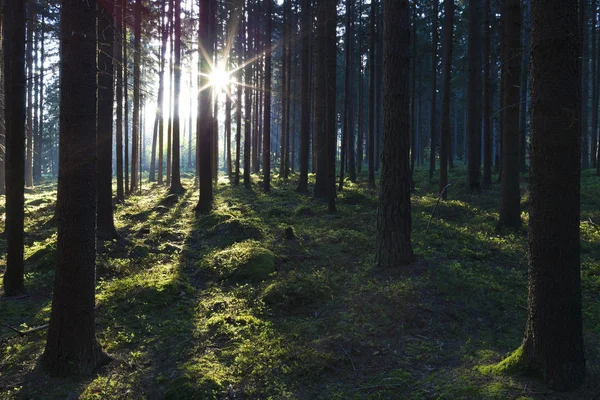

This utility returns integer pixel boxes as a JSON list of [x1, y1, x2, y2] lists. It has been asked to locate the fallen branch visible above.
[[1, 323, 49, 337], [426, 184, 452, 233]]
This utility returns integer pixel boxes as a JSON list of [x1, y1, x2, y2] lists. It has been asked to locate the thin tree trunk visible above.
[[115, 0, 124, 201], [367, 0, 376, 187], [439, 0, 454, 200], [467, 0, 482, 192], [482, 0, 492, 188], [297, 0, 311, 192]]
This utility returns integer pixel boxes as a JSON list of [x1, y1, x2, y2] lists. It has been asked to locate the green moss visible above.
[[164, 374, 223, 400], [208, 241, 276, 283], [262, 269, 331, 311], [476, 346, 526, 376]]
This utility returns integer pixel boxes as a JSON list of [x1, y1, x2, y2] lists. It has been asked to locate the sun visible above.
[[209, 66, 231, 91]]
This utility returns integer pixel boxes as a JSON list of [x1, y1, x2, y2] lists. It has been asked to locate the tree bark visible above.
[[263, 0, 272, 193], [97, 0, 120, 241], [2, 0, 26, 295], [522, 0, 585, 389], [467, 0, 482, 192], [296, 0, 311, 193], [367, 0, 377, 187], [498, 0, 522, 229], [42, 0, 109, 375], [376, 0, 413, 267], [115, 0, 125, 201], [429, 0, 439, 180], [169, 0, 185, 194], [439, 0, 454, 200], [482, 0, 492, 188]]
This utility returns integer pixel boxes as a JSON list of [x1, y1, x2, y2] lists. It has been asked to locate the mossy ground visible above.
[[1, 167, 600, 399]]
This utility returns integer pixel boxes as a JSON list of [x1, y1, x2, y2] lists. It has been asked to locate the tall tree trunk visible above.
[[342, 0, 356, 188], [130, 0, 141, 192], [581, 0, 590, 168], [124, 4, 130, 194], [467, 0, 483, 192], [169, 0, 185, 194], [262, 0, 272, 192], [42, 0, 109, 375], [2, 0, 26, 295], [115, 0, 125, 202], [97, 0, 120, 240], [196, 0, 214, 211], [482, 0, 492, 188], [243, 1, 252, 188], [234, 0, 243, 186], [367, 0, 376, 187], [591, 0, 598, 169], [25, 0, 34, 188], [325, 0, 337, 213], [521, 0, 585, 389], [296, 0, 311, 193], [439, 0, 454, 200], [280, 0, 289, 179], [166, 15, 174, 187], [410, 0, 417, 185], [498, 0, 522, 229], [377, 0, 413, 266], [428, 0, 439, 180], [33, 15, 43, 185], [0, 13, 5, 195]]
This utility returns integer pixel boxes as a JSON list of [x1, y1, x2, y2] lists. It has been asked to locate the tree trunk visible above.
[[410, 0, 417, 187], [325, 0, 337, 213], [33, 15, 43, 185], [439, 0, 454, 200], [196, 0, 214, 211], [429, 0, 439, 180], [2, 0, 26, 295], [498, 0, 522, 229], [124, 4, 129, 195], [522, 0, 585, 389], [580, 0, 590, 169], [263, 0, 272, 192], [376, 0, 413, 267], [0, 13, 5, 195], [169, 0, 185, 194], [97, 0, 119, 241], [467, 0, 482, 192], [115, 0, 125, 201], [482, 0, 492, 188], [590, 0, 598, 169], [296, 0, 311, 193], [42, 0, 109, 375], [367, 0, 376, 187]]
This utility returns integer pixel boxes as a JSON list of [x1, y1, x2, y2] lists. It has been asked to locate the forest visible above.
[[1, 0, 599, 398]]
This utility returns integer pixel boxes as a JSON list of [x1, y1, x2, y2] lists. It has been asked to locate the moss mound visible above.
[[207, 218, 263, 247], [262, 269, 332, 311], [210, 241, 276, 283], [164, 374, 223, 400]]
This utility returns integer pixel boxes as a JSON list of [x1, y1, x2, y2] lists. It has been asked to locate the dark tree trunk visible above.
[[196, 0, 214, 211], [522, 0, 585, 389], [0, 14, 5, 195], [467, 0, 482, 192], [234, 0, 243, 186], [429, 0, 439, 180], [280, 0, 289, 179], [33, 16, 43, 185], [263, 0, 272, 193], [97, 0, 120, 241], [124, 4, 129, 195], [42, 0, 109, 375], [296, 0, 311, 193], [115, 0, 125, 201], [2, 0, 26, 296], [410, 0, 417, 187], [25, 0, 33, 188], [519, 0, 530, 172], [590, 0, 598, 169], [325, 0, 337, 213], [166, 16, 174, 187], [498, 0, 522, 229], [243, 1, 252, 188], [439, 0, 454, 200], [169, 0, 185, 194], [376, 0, 413, 267], [130, 0, 141, 192], [367, 0, 376, 187], [341, 0, 356, 189], [482, 0, 492, 188], [357, 0, 364, 175], [580, 0, 590, 169], [158, 6, 167, 185]]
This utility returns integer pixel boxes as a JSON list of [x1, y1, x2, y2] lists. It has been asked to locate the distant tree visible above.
[[196, 0, 214, 211], [498, 0, 522, 229], [130, 0, 142, 193], [262, 0, 272, 193], [467, 0, 483, 192], [42, 0, 109, 375], [114, 0, 125, 202], [367, 0, 376, 188], [439, 0, 454, 199], [25, 0, 34, 188], [2, 0, 26, 296], [97, 0, 120, 240], [482, 0, 492, 188], [429, 0, 439, 180], [376, 0, 413, 267], [296, 0, 311, 193], [169, 0, 185, 194], [520, 0, 585, 389]]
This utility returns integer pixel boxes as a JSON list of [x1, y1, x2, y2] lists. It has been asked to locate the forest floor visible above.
[[1, 167, 600, 399]]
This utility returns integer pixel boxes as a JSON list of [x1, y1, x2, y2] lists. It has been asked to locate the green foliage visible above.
[[207, 240, 277, 283]]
